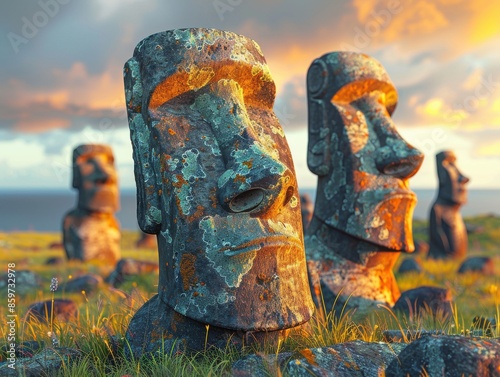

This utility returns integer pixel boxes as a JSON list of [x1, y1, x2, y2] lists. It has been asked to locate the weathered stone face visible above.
[[63, 144, 121, 264], [428, 150, 469, 260], [305, 52, 424, 312], [436, 150, 469, 205], [72, 144, 119, 213], [306, 52, 423, 254], [124, 28, 313, 335]]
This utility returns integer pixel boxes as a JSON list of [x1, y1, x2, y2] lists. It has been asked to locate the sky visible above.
[[1, 0, 500, 191]]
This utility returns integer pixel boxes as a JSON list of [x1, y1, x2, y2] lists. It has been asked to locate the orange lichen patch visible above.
[[172, 174, 189, 188], [233, 174, 247, 184], [149, 61, 275, 109], [187, 205, 205, 222], [332, 79, 397, 114], [168, 128, 176, 135], [242, 160, 253, 169], [180, 254, 198, 291], [209, 187, 218, 209], [352, 171, 375, 191], [299, 349, 318, 366]]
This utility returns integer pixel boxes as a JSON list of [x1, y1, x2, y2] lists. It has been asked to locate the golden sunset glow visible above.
[[1, 0, 499, 189]]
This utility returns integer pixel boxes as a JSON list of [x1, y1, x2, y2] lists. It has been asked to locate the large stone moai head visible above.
[[124, 28, 313, 355], [63, 144, 120, 264], [305, 52, 423, 312], [73, 144, 120, 212], [428, 150, 469, 259]]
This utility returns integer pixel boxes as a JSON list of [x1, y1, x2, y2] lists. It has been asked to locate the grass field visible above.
[[0, 215, 499, 376]]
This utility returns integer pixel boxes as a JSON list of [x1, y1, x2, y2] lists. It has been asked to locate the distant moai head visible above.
[[124, 29, 313, 333], [72, 144, 119, 213], [436, 151, 469, 205], [306, 52, 424, 253]]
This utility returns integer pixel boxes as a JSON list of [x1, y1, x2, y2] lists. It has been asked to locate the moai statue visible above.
[[123, 28, 314, 356], [300, 193, 314, 232], [305, 52, 424, 313], [62, 144, 120, 264], [428, 151, 469, 259]]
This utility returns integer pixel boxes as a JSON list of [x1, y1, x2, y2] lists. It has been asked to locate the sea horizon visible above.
[[0, 188, 499, 232]]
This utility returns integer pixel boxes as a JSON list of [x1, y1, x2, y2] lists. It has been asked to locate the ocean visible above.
[[0, 188, 498, 232]]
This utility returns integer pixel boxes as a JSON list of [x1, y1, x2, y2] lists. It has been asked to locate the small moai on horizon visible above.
[[123, 28, 314, 356], [428, 151, 469, 259], [304, 52, 424, 313], [62, 144, 121, 264]]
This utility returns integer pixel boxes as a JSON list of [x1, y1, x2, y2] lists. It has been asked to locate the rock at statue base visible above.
[[386, 335, 500, 377], [123, 28, 314, 356], [428, 151, 469, 260], [304, 51, 423, 313], [62, 144, 121, 264]]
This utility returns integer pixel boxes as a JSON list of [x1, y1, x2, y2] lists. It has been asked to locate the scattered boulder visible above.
[[1, 340, 44, 359], [397, 259, 423, 274], [386, 335, 500, 377], [25, 299, 78, 323], [61, 274, 103, 294], [458, 256, 495, 275], [0, 270, 42, 295], [232, 341, 407, 376], [393, 286, 453, 320], [106, 258, 159, 287], [0, 347, 81, 377]]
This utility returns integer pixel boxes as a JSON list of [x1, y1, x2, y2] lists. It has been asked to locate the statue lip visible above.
[[222, 235, 303, 257]]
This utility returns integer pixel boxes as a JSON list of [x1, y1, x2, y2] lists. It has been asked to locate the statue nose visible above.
[[459, 174, 470, 184], [374, 119, 424, 179], [193, 78, 294, 215]]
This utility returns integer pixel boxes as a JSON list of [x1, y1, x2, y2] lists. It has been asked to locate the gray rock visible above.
[[25, 299, 78, 323], [231, 341, 407, 376], [0, 347, 81, 377], [458, 256, 495, 275], [393, 286, 453, 320], [0, 270, 42, 295], [105, 258, 158, 287], [386, 335, 500, 377], [397, 259, 423, 274], [61, 274, 103, 294]]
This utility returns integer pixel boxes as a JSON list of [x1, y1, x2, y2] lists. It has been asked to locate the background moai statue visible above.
[[305, 52, 424, 313], [62, 144, 120, 264], [300, 193, 314, 232], [428, 151, 469, 259], [123, 28, 314, 356]]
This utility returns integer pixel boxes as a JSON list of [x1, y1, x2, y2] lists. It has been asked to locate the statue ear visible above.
[[124, 58, 162, 234], [307, 59, 332, 176]]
